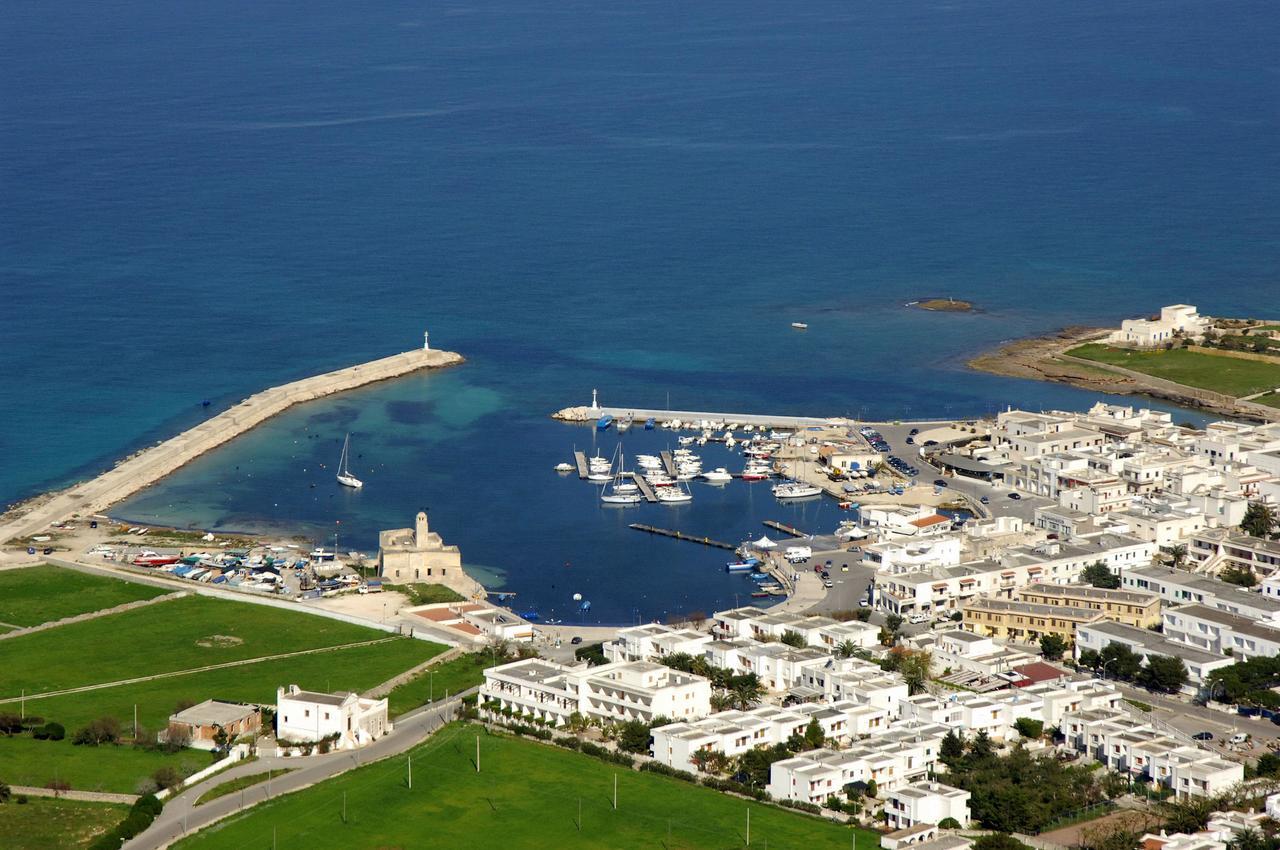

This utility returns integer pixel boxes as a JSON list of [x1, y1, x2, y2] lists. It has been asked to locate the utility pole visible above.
[[746, 808, 750, 846], [613, 774, 617, 810], [408, 755, 413, 790], [577, 797, 582, 832], [476, 735, 481, 772], [343, 791, 347, 824], [134, 704, 138, 740], [20, 690, 24, 719], [430, 670, 434, 703]]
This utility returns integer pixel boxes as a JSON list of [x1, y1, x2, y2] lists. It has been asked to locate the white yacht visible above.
[[657, 485, 693, 504], [701, 468, 733, 484], [773, 481, 821, 500], [554, 462, 575, 473], [336, 434, 363, 489]]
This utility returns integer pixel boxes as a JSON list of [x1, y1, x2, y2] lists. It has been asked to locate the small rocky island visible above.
[[910, 297, 975, 313]]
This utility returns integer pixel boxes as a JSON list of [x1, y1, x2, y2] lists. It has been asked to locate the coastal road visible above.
[[125, 692, 474, 850]]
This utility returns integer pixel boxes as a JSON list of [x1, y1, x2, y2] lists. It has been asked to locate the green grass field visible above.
[[0, 595, 403, 696], [174, 724, 877, 850], [0, 596, 445, 792], [1255, 391, 1280, 409], [0, 565, 166, 627], [0, 796, 128, 850], [195, 769, 294, 807], [1068, 344, 1280, 397], [386, 652, 491, 718]]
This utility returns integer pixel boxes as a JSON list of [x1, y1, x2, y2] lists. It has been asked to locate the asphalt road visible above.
[[124, 692, 473, 850]]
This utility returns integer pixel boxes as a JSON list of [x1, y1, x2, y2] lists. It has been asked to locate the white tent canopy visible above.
[[751, 535, 778, 550]]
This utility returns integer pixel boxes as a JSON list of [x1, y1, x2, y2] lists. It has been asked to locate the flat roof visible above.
[[172, 699, 258, 727]]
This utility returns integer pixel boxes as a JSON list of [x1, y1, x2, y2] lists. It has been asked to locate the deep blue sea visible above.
[[3, 0, 1277, 623]]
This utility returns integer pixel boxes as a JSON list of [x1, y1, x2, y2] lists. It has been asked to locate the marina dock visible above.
[[763, 520, 808, 538], [659, 450, 677, 477], [0, 345, 464, 545], [628, 524, 736, 550], [629, 473, 658, 503], [573, 450, 590, 480]]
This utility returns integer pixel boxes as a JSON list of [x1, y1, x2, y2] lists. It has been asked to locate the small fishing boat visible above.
[[336, 434, 363, 489], [596, 414, 613, 431], [644, 417, 656, 430], [791, 322, 808, 330], [618, 415, 633, 432]]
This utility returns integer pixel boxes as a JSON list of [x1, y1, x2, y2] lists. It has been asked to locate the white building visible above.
[[605, 623, 713, 663], [1074, 620, 1234, 687], [480, 658, 711, 727], [1162, 604, 1280, 662], [1122, 565, 1280, 621], [885, 781, 971, 830], [767, 722, 950, 804], [1107, 305, 1209, 348], [275, 685, 390, 749]]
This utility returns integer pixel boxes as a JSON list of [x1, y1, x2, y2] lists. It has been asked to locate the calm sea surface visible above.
[[3, 0, 1277, 622]]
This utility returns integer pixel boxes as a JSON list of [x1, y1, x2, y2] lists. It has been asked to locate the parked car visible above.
[[1192, 731, 1214, 741], [823, 580, 834, 589], [1229, 732, 1250, 745], [858, 599, 869, 608], [908, 613, 929, 625], [933, 479, 948, 488], [570, 636, 583, 645], [1008, 493, 1022, 500], [909, 428, 920, 436]]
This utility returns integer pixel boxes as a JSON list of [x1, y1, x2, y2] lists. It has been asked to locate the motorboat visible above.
[[791, 322, 808, 330], [657, 485, 692, 504], [740, 468, 771, 481], [678, 436, 696, 446], [596, 414, 613, 430], [618, 415, 633, 432], [701, 468, 733, 483], [336, 433, 363, 489], [774, 481, 821, 500], [645, 418, 656, 430], [554, 462, 575, 473]]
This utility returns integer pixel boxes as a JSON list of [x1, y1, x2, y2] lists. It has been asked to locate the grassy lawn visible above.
[[0, 796, 128, 850], [1068, 344, 1280, 397], [0, 638, 443, 793], [384, 583, 465, 605], [195, 769, 294, 807], [0, 564, 166, 627], [386, 652, 492, 718], [0, 595, 403, 697], [174, 724, 876, 850], [1254, 391, 1280, 409]]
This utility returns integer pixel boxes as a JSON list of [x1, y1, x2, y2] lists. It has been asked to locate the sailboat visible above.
[[336, 434, 363, 489]]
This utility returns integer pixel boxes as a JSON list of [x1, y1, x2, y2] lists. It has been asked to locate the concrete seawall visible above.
[[1, 348, 463, 545]]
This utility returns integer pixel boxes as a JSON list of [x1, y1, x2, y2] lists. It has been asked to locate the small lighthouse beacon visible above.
[[423, 330, 430, 351]]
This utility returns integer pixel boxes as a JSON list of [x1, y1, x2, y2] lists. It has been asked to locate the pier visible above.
[[763, 520, 808, 539], [629, 473, 658, 503], [628, 524, 736, 550], [573, 450, 590, 480], [659, 450, 677, 477], [0, 345, 464, 545]]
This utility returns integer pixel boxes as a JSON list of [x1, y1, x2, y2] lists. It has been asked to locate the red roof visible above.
[[1011, 661, 1068, 687], [909, 515, 950, 528]]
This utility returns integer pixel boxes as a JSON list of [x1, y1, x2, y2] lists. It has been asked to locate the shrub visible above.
[[0, 714, 23, 736], [73, 716, 122, 746], [161, 723, 191, 753], [152, 766, 183, 792], [1014, 718, 1045, 739], [89, 794, 165, 850], [939, 817, 962, 829], [33, 721, 65, 741]]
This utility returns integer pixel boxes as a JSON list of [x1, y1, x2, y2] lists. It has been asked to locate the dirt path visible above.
[[0, 636, 398, 705], [9, 785, 139, 805], [0, 590, 188, 642]]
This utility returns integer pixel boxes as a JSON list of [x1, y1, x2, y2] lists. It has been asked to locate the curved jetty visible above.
[[1, 347, 463, 544]]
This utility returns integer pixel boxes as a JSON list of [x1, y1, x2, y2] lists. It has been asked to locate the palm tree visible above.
[[710, 692, 736, 712], [733, 677, 765, 710], [1167, 544, 1188, 570], [870, 460, 889, 478], [565, 712, 589, 734], [690, 748, 713, 773], [835, 640, 858, 660]]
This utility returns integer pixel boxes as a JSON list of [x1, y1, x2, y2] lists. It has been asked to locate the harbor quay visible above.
[[0, 345, 463, 549]]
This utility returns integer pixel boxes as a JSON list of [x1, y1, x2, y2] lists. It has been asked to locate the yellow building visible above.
[[1015, 582, 1161, 628], [962, 598, 1104, 647]]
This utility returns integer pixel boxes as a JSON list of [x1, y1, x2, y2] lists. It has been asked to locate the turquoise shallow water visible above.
[[3, 0, 1277, 622]]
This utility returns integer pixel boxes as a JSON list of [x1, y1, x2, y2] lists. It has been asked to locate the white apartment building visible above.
[[1189, 528, 1280, 579], [1074, 620, 1233, 687], [863, 537, 964, 574], [860, 505, 956, 539], [908, 630, 1036, 678], [275, 685, 390, 749], [1162, 604, 1280, 662], [1107, 304, 1209, 348], [480, 658, 711, 727], [650, 701, 892, 772], [1122, 565, 1280, 621], [605, 623, 713, 663], [1111, 499, 1207, 546], [711, 607, 879, 650], [875, 533, 1154, 616], [795, 658, 911, 713], [885, 781, 971, 830], [767, 722, 950, 804]]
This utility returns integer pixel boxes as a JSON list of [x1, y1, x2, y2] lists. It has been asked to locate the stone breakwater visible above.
[[0, 348, 464, 545]]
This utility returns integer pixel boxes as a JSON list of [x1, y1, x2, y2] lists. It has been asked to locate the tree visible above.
[[212, 725, 230, 753], [566, 712, 589, 734], [865, 778, 878, 799], [710, 692, 736, 712], [162, 723, 191, 753], [1082, 562, 1120, 589], [617, 720, 651, 754], [938, 817, 962, 829], [835, 640, 858, 659], [0, 782, 9, 804], [1014, 718, 1045, 739], [73, 716, 122, 746], [1220, 565, 1258, 587], [1039, 634, 1067, 661], [1242, 503, 1277, 539], [940, 730, 966, 767], [32, 722, 65, 741], [1227, 828, 1278, 850], [894, 649, 933, 696], [1099, 642, 1143, 681], [1140, 655, 1189, 694], [885, 614, 904, 635], [1078, 648, 1101, 670], [0, 714, 22, 736], [973, 834, 1031, 850], [1254, 752, 1280, 778], [690, 748, 713, 773], [1166, 544, 1188, 570], [780, 631, 807, 649], [729, 674, 764, 710], [803, 718, 825, 750], [737, 743, 794, 788], [151, 766, 182, 792], [968, 730, 995, 761], [1159, 793, 1223, 834]]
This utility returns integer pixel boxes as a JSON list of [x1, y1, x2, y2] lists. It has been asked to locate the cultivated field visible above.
[[1069, 344, 1280, 397], [0, 564, 166, 627], [0, 796, 128, 850], [0, 596, 445, 792], [173, 723, 877, 850]]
